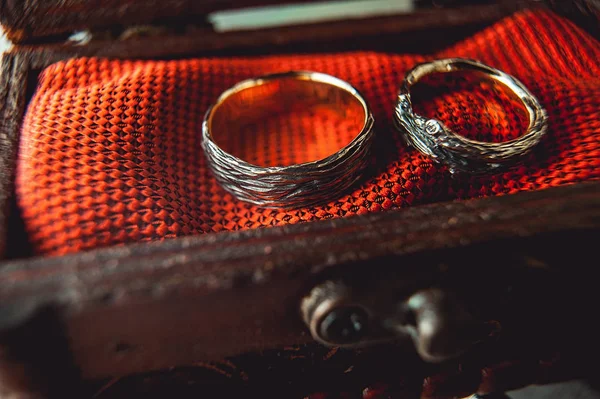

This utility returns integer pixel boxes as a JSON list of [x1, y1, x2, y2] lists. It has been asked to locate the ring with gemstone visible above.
[[202, 71, 375, 209], [394, 58, 548, 175]]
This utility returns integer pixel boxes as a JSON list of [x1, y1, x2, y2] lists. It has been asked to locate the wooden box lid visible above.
[[0, 0, 341, 43], [7, 0, 595, 44], [1, 0, 598, 46]]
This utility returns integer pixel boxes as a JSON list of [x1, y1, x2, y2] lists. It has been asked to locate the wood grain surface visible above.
[[1, 181, 599, 381]]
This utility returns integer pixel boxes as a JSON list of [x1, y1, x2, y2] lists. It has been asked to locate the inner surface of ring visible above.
[[410, 70, 530, 143], [209, 76, 367, 167]]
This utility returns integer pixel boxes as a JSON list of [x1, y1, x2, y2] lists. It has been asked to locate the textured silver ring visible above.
[[202, 71, 374, 209], [394, 58, 548, 175]]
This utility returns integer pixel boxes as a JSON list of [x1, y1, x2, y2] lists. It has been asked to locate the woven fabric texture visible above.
[[16, 9, 600, 255]]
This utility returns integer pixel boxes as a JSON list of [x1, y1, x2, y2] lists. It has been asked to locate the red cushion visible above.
[[16, 9, 600, 255]]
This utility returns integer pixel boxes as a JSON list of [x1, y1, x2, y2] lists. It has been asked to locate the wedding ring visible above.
[[394, 58, 548, 175], [202, 71, 374, 209]]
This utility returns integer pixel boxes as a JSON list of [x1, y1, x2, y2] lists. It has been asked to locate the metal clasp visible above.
[[301, 279, 500, 363]]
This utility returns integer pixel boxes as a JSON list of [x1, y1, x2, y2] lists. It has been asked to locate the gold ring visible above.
[[202, 71, 375, 209]]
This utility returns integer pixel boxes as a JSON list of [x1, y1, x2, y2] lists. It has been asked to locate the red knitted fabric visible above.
[[16, 9, 600, 255]]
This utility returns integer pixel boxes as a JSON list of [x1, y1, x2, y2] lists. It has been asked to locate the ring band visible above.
[[202, 71, 375, 209], [394, 58, 548, 175]]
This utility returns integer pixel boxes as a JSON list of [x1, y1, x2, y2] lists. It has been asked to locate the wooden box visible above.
[[1, 1, 599, 397]]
